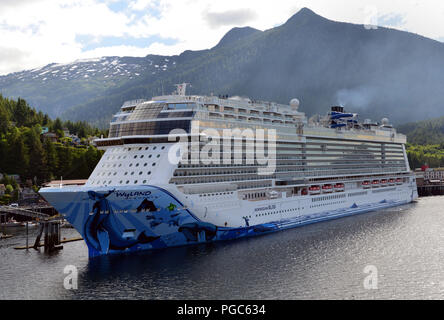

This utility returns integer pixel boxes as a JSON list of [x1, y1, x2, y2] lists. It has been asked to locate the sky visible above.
[[0, 0, 443, 75]]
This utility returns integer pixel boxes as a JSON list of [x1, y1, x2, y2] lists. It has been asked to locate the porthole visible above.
[[134, 180, 138, 184], [157, 155, 160, 158], [161, 146, 165, 150], [148, 171, 151, 175], [139, 171, 143, 175], [144, 163, 147, 167], [131, 172, 134, 175], [136, 163, 139, 167], [126, 180, 129, 184], [149, 155, 152, 158], [134, 155, 138, 159], [153, 146, 157, 150], [143, 180, 147, 183], [152, 163, 156, 166], [145, 147, 149, 150], [129, 163, 133, 167], [124, 172, 128, 175]]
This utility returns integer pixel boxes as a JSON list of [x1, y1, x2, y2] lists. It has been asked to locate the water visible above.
[[1, 197, 444, 300]]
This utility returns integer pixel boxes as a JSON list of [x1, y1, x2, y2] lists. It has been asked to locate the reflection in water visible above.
[[1, 198, 444, 299]]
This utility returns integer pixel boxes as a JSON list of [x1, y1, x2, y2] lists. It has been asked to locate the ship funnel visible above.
[[331, 106, 344, 113]]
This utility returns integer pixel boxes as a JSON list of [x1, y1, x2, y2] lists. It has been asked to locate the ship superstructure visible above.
[[40, 84, 418, 257]]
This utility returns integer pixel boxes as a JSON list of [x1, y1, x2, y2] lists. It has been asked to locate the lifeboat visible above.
[[301, 188, 308, 196], [396, 178, 403, 185], [362, 181, 371, 189], [309, 186, 321, 195], [381, 179, 388, 185], [334, 183, 345, 192], [389, 178, 395, 186], [372, 180, 380, 187], [322, 184, 333, 193]]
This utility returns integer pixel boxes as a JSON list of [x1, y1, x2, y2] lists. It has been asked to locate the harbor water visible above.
[[1, 196, 444, 300]]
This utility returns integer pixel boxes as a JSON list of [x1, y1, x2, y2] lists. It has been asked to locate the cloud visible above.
[[1, 0, 444, 75], [0, 47, 30, 75], [203, 9, 257, 29]]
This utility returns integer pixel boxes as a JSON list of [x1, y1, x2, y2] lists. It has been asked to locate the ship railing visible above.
[[122, 99, 148, 108], [172, 167, 408, 185], [152, 95, 293, 113]]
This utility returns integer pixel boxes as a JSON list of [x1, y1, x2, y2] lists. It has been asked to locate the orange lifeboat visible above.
[[309, 186, 321, 195], [362, 181, 371, 189], [372, 180, 380, 187], [322, 185, 333, 193], [334, 183, 345, 192]]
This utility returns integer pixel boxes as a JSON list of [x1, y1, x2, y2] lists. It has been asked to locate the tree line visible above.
[[0, 94, 105, 185]]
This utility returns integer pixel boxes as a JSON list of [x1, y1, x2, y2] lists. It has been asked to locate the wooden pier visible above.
[[0, 204, 68, 252], [417, 184, 444, 197]]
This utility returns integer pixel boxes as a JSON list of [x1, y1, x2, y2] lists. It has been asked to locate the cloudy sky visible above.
[[0, 0, 443, 75]]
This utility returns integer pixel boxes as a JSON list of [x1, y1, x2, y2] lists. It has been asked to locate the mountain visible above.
[[398, 116, 444, 145], [0, 55, 178, 118], [1, 7, 444, 128]]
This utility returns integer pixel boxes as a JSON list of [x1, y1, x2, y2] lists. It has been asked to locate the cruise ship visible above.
[[39, 84, 418, 257]]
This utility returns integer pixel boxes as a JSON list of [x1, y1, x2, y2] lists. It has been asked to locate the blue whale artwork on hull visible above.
[[84, 190, 160, 255], [178, 222, 218, 242], [39, 183, 414, 258]]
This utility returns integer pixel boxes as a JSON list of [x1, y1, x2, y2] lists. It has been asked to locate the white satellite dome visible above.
[[381, 118, 390, 125], [290, 98, 300, 111]]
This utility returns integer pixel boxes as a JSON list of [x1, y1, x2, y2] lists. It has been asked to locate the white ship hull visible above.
[[40, 180, 417, 257]]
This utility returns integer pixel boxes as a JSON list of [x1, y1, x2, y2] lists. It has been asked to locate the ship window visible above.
[[131, 172, 134, 175], [140, 155, 144, 159], [157, 155, 160, 158], [134, 180, 138, 184], [139, 172, 143, 175], [143, 180, 147, 183], [148, 171, 151, 175], [134, 155, 138, 159], [144, 163, 148, 167], [136, 163, 139, 167], [153, 147, 157, 150], [152, 163, 156, 166], [129, 163, 133, 167], [145, 147, 149, 150], [124, 172, 128, 175], [161, 146, 165, 150], [126, 180, 129, 184]]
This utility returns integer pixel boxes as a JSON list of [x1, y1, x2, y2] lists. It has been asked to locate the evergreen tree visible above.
[[44, 139, 58, 180]]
